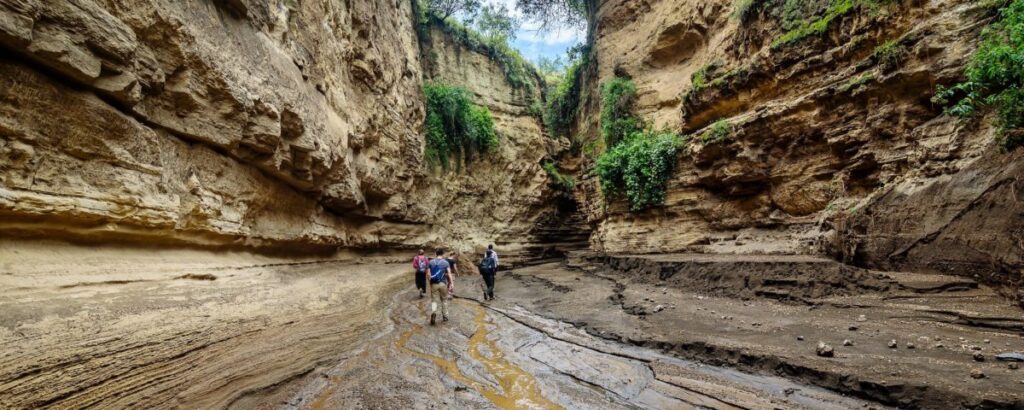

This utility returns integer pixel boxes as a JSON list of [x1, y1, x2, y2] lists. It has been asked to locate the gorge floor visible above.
[[2, 241, 1022, 409]]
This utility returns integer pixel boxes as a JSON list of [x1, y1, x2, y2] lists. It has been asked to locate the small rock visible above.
[[970, 369, 985, 379], [653, 305, 665, 313], [843, 339, 854, 346], [935, 343, 945, 349], [974, 352, 985, 362], [817, 342, 835, 357], [848, 325, 859, 331], [797, 335, 805, 341], [1009, 363, 1019, 370], [918, 336, 930, 343], [888, 339, 898, 348], [970, 345, 982, 351], [856, 315, 867, 322], [906, 342, 916, 349], [454, 386, 468, 392], [984, 339, 991, 344]]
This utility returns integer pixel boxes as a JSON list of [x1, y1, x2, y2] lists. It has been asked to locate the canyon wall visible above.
[[0, 0, 565, 259], [577, 0, 1022, 300]]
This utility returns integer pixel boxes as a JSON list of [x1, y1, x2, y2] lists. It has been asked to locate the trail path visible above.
[[290, 286, 883, 409]]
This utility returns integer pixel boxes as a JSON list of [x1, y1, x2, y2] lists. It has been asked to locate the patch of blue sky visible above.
[[479, 0, 584, 66]]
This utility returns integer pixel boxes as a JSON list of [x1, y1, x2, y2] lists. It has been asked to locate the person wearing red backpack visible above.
[[412, 249, 429, 298]]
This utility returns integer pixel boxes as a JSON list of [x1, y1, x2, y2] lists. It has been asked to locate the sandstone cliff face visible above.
[[0, 0, 561, 258], [577, 0, 1022, 299]]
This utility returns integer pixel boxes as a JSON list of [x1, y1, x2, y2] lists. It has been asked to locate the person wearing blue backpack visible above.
[[426, 248, 453, 325]]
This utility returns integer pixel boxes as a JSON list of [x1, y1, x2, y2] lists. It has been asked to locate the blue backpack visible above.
[[429, 259, 448, 283]]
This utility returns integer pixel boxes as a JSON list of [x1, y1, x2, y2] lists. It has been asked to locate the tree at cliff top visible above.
[[516, 0, 591, 30], [418, 1, 537, 91], [477, 3, 518, 44], [934, 0, 1024, 150], [423, 82, 498, 171], [425, 0, 481, 20]]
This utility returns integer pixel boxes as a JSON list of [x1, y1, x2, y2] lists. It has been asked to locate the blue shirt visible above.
[[428, 258, 450, 283]]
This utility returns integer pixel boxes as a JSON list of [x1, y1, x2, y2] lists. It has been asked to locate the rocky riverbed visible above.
[[5, 240, 1021, 409]]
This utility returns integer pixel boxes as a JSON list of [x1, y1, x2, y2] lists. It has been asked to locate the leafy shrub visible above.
[[595, 130, 682, 212], [690, 63, 717, 92], [423, 81, 498, 170], [933, 0, 1024, 150], [771, 0, 890, 49], [544, 54, 587, 138], [600, 77, 642, 148], [872, 39, 906, 70], [542, 161, 575, 192], [701, 120, 734, 144]]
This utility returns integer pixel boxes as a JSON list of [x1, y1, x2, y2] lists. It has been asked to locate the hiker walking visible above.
[[412, 249, 429, 298], [479, 247, 498, 301], [446, 252, 460, 300], [426, 248, 453, 325]]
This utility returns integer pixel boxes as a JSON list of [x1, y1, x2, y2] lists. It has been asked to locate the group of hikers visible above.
[[411, 245, 499, 325]]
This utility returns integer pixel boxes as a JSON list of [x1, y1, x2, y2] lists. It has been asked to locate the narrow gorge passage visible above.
[[3, 0, 1024, 408]]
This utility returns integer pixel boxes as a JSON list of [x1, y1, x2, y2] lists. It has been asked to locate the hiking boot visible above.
[[430, 313, 436, 326]]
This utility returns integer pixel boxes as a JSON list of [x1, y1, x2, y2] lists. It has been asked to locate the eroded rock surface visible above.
[[0, 0, 572, 259], [575, 0, 1024, 302]]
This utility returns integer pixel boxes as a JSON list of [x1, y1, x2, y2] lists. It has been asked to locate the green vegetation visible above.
[[838, 73, 875, 93], [600, 77, 642, 148], [542, 161, 575, 192], [684, 63, 748, 103], [872, 39, 906, 70], [516, 0, 592, 30], [543, 52, 587, 139], [770, 0, 890, 49], [734, 0, 770, 23], [690, 63, 716, 93], [595, 130, 683, 212], [933, 0, 1024, 150], [423, 0, 482, 20], [701, 120, 734, 144], [416, 2, 537, 90], [423, 81, 498, 170]]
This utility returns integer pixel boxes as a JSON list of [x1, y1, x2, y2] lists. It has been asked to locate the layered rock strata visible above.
[[0, 0, 574, 259], [577, 0, 1022, 301]]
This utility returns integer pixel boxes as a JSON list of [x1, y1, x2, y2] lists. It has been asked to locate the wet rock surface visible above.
[[285, 286, 884, 410], [476, 253, 1024, 409]]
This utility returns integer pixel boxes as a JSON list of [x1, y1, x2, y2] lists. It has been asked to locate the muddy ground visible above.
[[2, 241, 1022, 409]]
